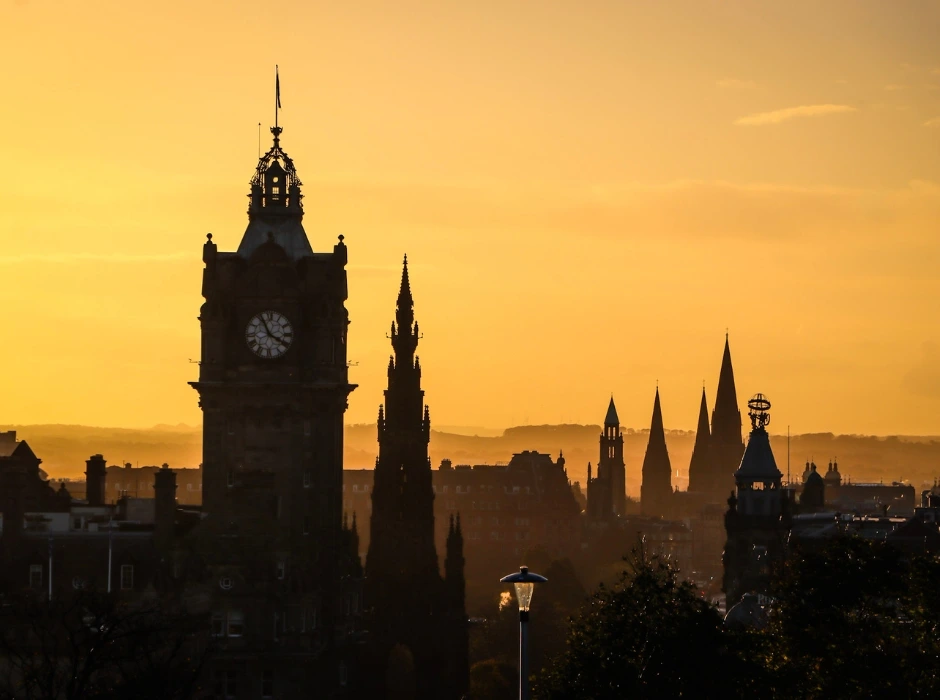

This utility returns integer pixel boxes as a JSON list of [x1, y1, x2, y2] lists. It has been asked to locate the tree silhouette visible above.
[[0, 589, 210, 700], [764, 537, 940, 698], [535, 545, 731, 700]]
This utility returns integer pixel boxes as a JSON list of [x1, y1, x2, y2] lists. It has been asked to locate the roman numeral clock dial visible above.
[[245, 311, 293, 359]]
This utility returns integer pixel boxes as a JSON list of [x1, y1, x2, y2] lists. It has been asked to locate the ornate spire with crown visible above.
[[734, 394, 781, 484], [723, 393, 788, 606], [237, 86, 314, 259]]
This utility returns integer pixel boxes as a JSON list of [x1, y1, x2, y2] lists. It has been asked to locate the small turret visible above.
[[825, 458, 842, 486], [802, 462, 825, 511]]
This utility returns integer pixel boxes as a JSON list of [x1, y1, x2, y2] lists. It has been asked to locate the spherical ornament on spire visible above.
[[747, 393, 771, 430]]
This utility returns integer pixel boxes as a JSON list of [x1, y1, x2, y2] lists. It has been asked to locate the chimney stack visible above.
[[154, 464, 177, 551], [85, 454, 107, 506]]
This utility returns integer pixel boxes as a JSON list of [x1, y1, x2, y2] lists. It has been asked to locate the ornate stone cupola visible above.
[[733, 394, 783, 516], [238, 125, 313, 260]]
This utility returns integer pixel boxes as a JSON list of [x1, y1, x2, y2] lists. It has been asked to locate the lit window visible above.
[[120, 565, 134, 590], [29, 565, 42, 590]]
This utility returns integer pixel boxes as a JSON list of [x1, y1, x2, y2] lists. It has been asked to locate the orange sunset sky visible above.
[[1, 0, 939, 435]]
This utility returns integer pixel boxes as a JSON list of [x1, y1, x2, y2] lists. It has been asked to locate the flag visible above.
[[276, 66, 282, 109]]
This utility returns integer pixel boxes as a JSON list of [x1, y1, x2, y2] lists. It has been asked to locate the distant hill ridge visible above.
[[5, 423, 939, 494]]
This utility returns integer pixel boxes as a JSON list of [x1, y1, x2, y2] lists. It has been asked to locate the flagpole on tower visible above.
[[275, 65, 281, 130]]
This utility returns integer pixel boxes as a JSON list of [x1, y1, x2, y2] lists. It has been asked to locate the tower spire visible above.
[[710, 334, 745, 502], [688, 386, 711, 493], [366, 254, 465, 698], [649, 387, 666, 447], [641, 387, 672, 517], [714, 334, 739, 429], [391, 255, 418, 363], [398, 254, 414, 312], [237, 76, 312, 260], [604, 396, 620, 427]]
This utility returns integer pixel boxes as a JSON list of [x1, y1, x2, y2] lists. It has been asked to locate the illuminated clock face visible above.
[[245, 311, 293, 359]]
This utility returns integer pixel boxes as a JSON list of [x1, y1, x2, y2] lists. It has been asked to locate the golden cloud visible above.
[[734, 104, 857, 126]]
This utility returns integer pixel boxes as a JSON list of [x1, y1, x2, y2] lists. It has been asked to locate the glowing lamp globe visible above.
[[500, 566, 548, 612]]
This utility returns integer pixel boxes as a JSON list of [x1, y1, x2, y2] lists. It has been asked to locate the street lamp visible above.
[[500, 566, 548, 700]]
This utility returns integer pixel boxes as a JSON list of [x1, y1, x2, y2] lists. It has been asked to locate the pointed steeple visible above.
[[713, 334, 741, 438], [641, 387, 672, 517], [367, 252, 461, 697], [696, 386, 710, 438], [397, 254, 414, 322], [604, 396, 620, 427], [710, 333, 745, 502], [649, 389, 666, 445], [688, 387, 711, 493], [391, 255, 418, 363]]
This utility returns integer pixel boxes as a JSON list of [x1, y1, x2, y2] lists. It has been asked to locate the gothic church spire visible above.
[[688, 387, 711, 493], [641, 387, 673, 517], [710, 334, 745, 503]]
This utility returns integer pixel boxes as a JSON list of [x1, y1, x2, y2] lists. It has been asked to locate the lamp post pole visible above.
[[519, 606, 529, 700], [501, 565, 547, 700]]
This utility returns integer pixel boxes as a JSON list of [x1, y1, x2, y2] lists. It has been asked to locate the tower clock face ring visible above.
[[246, 311, 293, 359]]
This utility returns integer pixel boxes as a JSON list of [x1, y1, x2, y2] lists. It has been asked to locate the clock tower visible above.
[[190, 122, 356, 613]]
